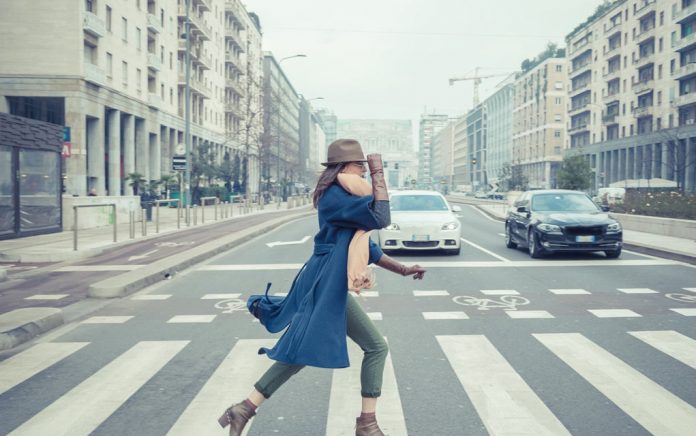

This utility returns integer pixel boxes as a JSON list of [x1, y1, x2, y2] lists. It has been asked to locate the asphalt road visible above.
[[1, 205, 695, 436]]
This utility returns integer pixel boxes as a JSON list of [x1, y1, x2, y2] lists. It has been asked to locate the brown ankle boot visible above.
[[218, 401, 256, 436], [355, 415, 385, 436]]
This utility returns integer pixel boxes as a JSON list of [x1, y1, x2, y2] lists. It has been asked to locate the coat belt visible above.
[[313, 243, 335, 255]]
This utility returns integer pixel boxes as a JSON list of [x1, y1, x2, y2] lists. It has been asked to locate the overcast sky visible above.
[[243, 0, 604, 125]]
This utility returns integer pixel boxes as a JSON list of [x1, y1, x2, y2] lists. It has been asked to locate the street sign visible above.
[[411, 179, 417, 185], [176, 144, 186, 155], [62, 127, 71, 158], [172, 155, 187, 171]]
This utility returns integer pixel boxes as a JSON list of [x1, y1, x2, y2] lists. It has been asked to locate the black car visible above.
[[504, 190, 623, 258]]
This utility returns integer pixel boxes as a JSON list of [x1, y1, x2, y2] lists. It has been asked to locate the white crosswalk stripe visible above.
[[167, 339, 275, 436], [437, 334, 570, 435], [0, 342, 89, 396], [629, 330, 696, 369], [327, 338, 407, 436], [534, 333, 696, 436], [9, 341, 189, 436]]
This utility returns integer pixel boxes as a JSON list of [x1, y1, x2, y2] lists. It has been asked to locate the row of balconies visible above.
[[225, 52, 244, 71], [634, 26, 656, 45], [177, 5, 212, 41], [177, 40, 213, 70], [635, 0, 657, 21], [225, 78, 245, 97], [673, 2, 696, 23], [225, 102, 245, 118], [225, 1, 247, 30], [225, 29, 246, 51], [146, 13, 161, 34], [177, 72, 211, 98]]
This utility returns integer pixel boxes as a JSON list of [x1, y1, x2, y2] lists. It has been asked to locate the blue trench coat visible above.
[[246, 183, 385, 368]]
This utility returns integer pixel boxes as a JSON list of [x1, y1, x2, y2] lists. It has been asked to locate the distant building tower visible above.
[[315, 109, 338, 146], [419, 114, 450, 189]]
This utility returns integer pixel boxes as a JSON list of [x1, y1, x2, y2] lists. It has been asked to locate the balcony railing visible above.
[[634, 26, 656, 44], [602, 113, 618, 124], [673, 2, 696, 23], [635, 0, 657, 19], [632, 79, 653, 95], [673, 62, 696, 79], [225, 1, 247, 29], [177, 73, 212, 98], [633, 53, 655, 69], [569, 101, 590, 115], [193, 50, 212, 70], [674, 32, 696, 52], [148, 93, 163, 109], [604, 44, 621, 57], [84, 62, 106, 86], [676, 92, 696, 107], [226, 78, 246, 96], [603, 91, 620, 104], [146, 13, 161, 34], [177, 5, 212, 41], [603, 68, 621, 81], [570, 81, 591, 94], [225, 102, 244, 118], [197, 0, 211, 12], [633, 105, 654, 117], [82, 11, 105, 38], [225, 52, 244, 71], [147, 53, 161, 71], [225, 29, 246, 51], [570, 61, 591, 78], [569, 124, 589, 134], [604, 20, 621, 35]]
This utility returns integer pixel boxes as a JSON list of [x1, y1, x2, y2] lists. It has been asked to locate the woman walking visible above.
[[218, 139, 426, 436]]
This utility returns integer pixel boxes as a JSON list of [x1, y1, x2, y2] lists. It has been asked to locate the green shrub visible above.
[[612, 191, 696, 220]]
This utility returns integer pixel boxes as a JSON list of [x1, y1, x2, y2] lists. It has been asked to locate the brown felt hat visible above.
[[321, 139, 367, 166]]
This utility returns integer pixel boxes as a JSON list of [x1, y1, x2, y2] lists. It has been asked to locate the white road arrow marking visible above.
[[266, 236, 311, 248], [128, 249, 159, 262]]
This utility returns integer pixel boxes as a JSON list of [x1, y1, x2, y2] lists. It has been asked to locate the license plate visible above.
[[412, 235, 430, 241], [576, 235, 595, 243]]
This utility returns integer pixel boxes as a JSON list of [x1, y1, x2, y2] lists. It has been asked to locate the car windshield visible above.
[[390, 195, 448, 211], [531, 193, 599, 212]]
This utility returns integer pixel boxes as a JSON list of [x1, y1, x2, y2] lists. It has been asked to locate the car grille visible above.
[[402, 241, 439, 248], [564, 226, 604, 236]]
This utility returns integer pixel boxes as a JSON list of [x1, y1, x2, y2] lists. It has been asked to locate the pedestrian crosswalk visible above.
[[1, 330, 694, 435]]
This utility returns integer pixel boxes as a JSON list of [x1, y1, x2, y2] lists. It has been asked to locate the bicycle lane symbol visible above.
[[214, 298, 248, 314], [452, 295, 530, 311], [665, 293, 696, 304]]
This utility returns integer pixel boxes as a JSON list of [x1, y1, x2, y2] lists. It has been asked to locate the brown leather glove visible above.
[[367, 153, 389, 201], [377, 254, 426, 280]]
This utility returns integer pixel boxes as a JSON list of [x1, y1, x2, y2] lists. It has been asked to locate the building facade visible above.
[[418, 113, 449, 188], [512, 57, 567, 189], [430, 120, 456, 193], [0, 0, 265, 199], [566, 0, 696, 191], [315, 108, 337, 146], [262, 53, 300, 196], [484, 83, 514, 189], [452, 115, 469, 191], [337, 119, 416, 188], [466, 105, 487, 191]]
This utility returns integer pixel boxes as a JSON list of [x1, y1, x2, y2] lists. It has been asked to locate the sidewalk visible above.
[[0, 198, 315, 350], [471, 202, 696, 260]]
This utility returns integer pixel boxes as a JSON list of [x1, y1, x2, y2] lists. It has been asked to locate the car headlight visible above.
[[606, 222, 622, 233], [537, 223, 562, 234], [384, 223, 399, 230], [441, 222, 459, 230]]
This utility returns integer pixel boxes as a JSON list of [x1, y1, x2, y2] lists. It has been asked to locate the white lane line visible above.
[[54, 265, 141, 272], [588, 309, 642, 318], [506, 310, 554, 319], [24, 294, 69, 300], [350, 291, 379, 297], [327, 338, 407, 436], [167, 315, 217, 323], [81, 316, 133, 324], [10, 341, 188, 436], [535, 333, 696, 435], [196, 259, 681, 271], [481, 289, 519, 295], [460, 237, 510, 262], [367, 312, 383, 321], [497, 233, 506, 237], [467, 205, 502, 223], [201, 293, 241, 300], [549, 289, 591, 295], [622, 249, 664, 260], [167, 339, 275, 436], [683, 288, 696, 293], [629, 331, 696, 369], [438, 335, 570, 435], [131, 294, 172, 300], [0, 342, 89, 396], [413, 290, 450, 297], [670, 308, 696, 316], [423, 312, 469, 320], [617, 288, 659, 294]]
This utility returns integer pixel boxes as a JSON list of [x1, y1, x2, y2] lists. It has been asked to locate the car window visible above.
[[390, 195, 449, 211], [531, 193, 600, 212]]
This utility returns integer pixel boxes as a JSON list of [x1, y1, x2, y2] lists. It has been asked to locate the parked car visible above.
[[504, 189, 623, 259], [376, 190, 462, 255]]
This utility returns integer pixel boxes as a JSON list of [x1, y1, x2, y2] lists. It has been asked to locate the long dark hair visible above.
[[312, 163, 346, 208]]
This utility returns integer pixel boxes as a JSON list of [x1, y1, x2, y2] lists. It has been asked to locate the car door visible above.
[[511, 192, 529, 239]]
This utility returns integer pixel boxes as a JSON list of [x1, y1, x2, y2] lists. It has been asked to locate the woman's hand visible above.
[[403, 265, 426, 280], [366, 154, 383, 174], [376, 254, 426, 280]]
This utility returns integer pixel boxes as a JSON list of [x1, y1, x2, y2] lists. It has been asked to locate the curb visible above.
[[88, 210, 316, 298], [0, 308, 63, 350]]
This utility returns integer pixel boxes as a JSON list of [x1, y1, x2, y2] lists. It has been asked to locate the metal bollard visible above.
[[156, 202, 160, 233], [186, 205, 191, 226], [142, 208, 147, 236], [73, 206, 78, 251], [129, 211, 135, 239], [193, 205, 198, 225], [201, 203, 206, 223], [177, 202, 181, 229], [214, 201, 218, 221]]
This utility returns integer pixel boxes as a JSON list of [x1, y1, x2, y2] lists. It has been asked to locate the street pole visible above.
[[184, 0, 192, 208]]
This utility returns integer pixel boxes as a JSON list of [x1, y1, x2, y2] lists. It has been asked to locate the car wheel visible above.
[[528, 228, 545, 259], [605, 248, 622, 259], [505, 223, 517, 249]]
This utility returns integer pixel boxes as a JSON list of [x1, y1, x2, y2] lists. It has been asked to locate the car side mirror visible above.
[[516, 206, 529, 214], [451, 205, 462, 212], [600, 205, 610, 212]]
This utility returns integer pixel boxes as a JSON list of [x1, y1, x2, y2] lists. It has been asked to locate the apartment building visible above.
[[466, 105, 487, 190], [337, 119, 416, 188], [452, 116, 469, 191], [430, 121, 456, 192], [566, 0, 696, 191], [512, 57, 567, 189], [484, 82, 514, 188], [0, 0, 264, 197], [418, 113, 449, 188]]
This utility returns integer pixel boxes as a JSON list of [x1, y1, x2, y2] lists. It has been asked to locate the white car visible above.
[[376, 190, 462, 255]]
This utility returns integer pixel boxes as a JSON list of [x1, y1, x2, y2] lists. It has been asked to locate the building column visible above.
[[635, 146, 643, 180], [686, 138, 696, 191], [86, 115, 105, 195], [123, 114, 135, 180], [149, 131, 160, 181], [135, 118, 149, 180], [652, 144, 661, 179], [160, 126, 170, 176], [107, 109, 121, 196], [64, 97, 87, 196], [662, 141, 671, 180]]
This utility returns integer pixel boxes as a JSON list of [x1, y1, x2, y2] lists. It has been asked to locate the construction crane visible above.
[[449, 67, 513, 106]]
